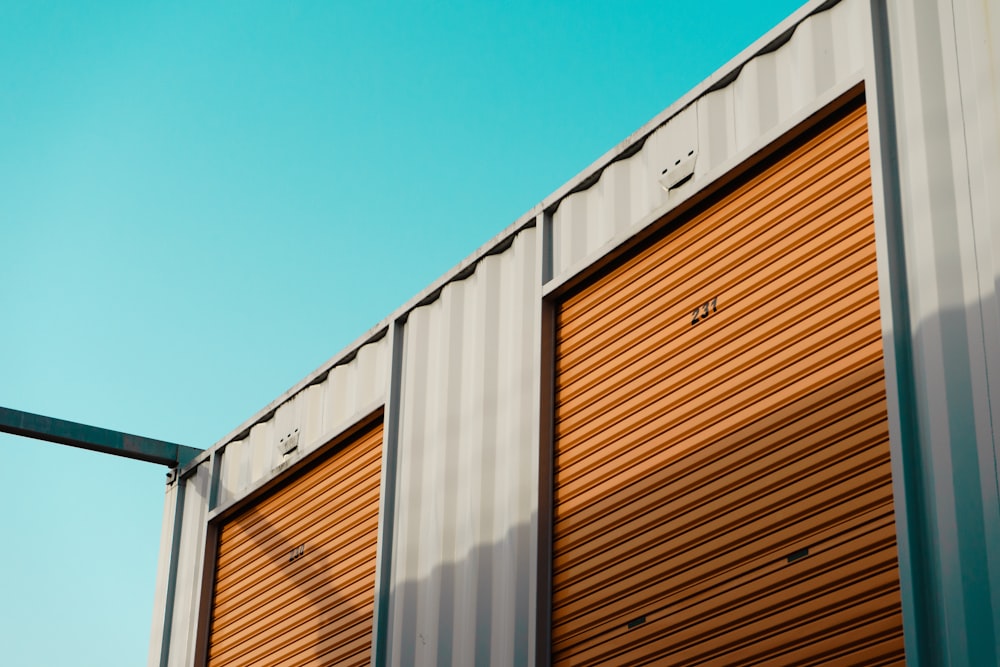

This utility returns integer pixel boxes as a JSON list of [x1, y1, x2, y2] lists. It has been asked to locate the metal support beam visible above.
[[0, 406, 201, 468]]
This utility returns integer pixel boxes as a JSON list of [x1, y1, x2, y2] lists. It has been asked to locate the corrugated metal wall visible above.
[[870, 0, 1000, 663], [161, 463, 212, 667], [145, 0, 1000, 664], [148, 336, 389, 666], [217, 337, 389, 508], [550, 0, 868, 284], [386, 227, 539, 667], [147, 476, 178, 663]]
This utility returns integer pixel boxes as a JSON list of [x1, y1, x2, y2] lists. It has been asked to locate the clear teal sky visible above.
[[1, 1, 803, 664]]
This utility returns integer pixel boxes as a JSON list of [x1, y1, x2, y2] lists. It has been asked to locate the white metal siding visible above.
[[218, 337, 389, 507], [146, 0, 1000, 664], [551, 0, 868, 283], [387, 227, 539, 667], [147, 462, 212, 667], [871, 0, 1000, 663], [147, 480, 177, 665]]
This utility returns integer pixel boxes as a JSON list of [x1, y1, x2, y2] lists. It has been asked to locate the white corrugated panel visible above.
[[551, 0, 867, 282], [217, 336, 389, 507], [147, 479, 178, 666], [144, 0, 1000, 662], [387, 227, 539, 667], [872, 0, 1000, 662], [147, 462, 212, 667]]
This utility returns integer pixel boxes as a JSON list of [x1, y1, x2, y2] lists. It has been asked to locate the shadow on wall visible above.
[[899, 300, 1000, 667], [548, 315, 906, 663], [204, 471, 379, 666], [387, 517, 535, 667]]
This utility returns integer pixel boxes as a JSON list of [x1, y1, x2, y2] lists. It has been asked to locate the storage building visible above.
[[148, 0, 1000, 664]]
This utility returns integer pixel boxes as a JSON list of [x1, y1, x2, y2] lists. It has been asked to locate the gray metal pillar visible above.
[[870, 0, 1000, 663]]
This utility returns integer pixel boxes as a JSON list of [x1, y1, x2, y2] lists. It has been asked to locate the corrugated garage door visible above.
[[206, 420, 383, 666], [552, 100, 905, 665]]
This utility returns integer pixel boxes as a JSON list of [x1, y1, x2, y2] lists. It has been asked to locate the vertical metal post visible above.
[[541, 209, 554, 285], [159, 472, 188, 667], [867, 3, 938, 664], [371, 319, 406, 667], [535, 209, 557, 667], [869, 1, 1000, 663], [207, 449, 223, 512], [191, 450, 225, 666]]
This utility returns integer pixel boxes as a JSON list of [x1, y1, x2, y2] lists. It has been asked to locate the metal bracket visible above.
[[278, 429, 300, 456], [659, 149, 698, 191]]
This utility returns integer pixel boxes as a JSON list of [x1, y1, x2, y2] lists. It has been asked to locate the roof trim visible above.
[[188, 0, 844, 472]]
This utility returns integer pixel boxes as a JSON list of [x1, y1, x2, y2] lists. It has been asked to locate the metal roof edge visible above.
[[184, 0, 842, 474], [181, 320, 389, 472], [531, 0, 842, 216], [185, 212, 542, 473]]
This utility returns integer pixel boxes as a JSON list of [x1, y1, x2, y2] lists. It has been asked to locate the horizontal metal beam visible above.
[[0, 406, 201, 468]]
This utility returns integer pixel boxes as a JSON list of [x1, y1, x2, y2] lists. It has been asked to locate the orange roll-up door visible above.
[[552, 101, 905, 665], [207, 420, 383, 667]]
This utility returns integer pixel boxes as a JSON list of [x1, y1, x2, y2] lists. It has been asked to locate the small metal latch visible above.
[[278, 428, 300, 455], [786, 547, 810, 563], [659, 149, 697, 191], [627, 615, 647, 630]]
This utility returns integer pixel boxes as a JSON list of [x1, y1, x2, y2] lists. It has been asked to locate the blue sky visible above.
[[1, 1, 803, 664]]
